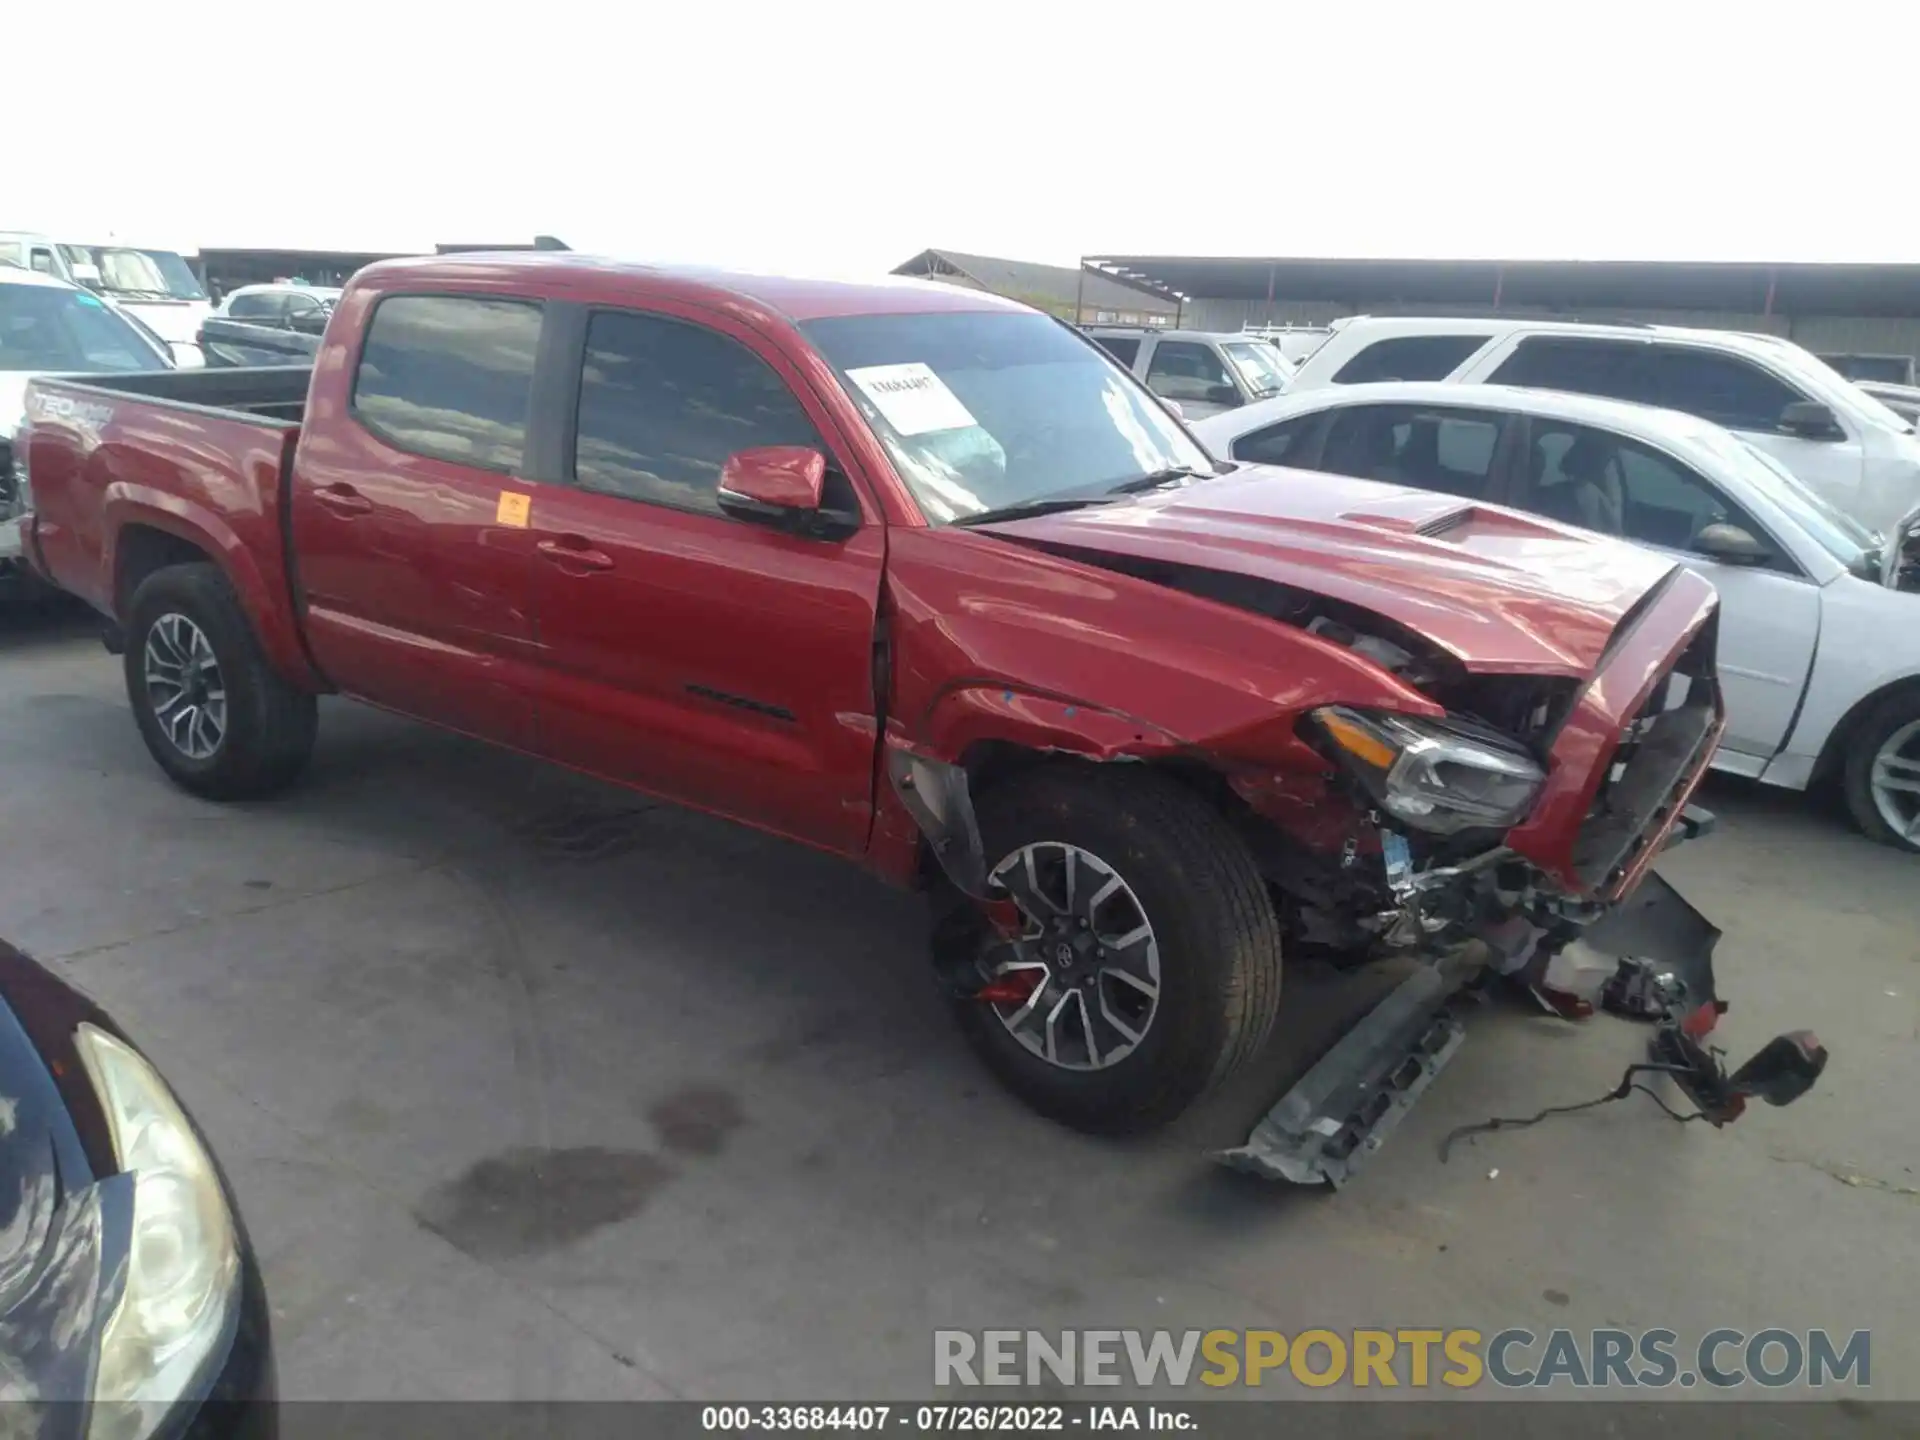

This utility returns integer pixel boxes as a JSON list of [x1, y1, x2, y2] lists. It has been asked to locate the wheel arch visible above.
[[105, 504, 320, 690], [1811, 673, 1920, 788]]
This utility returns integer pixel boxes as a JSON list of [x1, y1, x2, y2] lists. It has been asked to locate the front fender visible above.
[[1775, 576, 1920, 775], [916, 683, 1189, 764]]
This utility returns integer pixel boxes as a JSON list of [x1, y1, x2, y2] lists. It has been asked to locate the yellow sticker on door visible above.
[[495, 491, 532, 528]]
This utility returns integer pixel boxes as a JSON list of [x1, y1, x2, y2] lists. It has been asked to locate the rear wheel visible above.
[[949, 765, 1283, 1136], [1843, 691, 1920, 852], [124, 563, 317, 800]]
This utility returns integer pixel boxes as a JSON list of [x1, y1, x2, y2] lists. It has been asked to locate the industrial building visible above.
[[893, 248, 1177, 326], [1082, 256, 1920, 369]]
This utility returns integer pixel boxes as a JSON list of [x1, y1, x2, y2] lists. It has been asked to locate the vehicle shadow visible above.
[[275, 703, 1378, 1167], [0, 592, 98, 654]]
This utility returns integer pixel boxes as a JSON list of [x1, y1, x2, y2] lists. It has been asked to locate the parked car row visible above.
[[0, 232, 212, 367]]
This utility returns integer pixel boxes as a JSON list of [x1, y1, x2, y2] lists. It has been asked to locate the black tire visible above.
[[949, 765, 1283, 1136], [124, 562, 318, 800], [1841, 689, 1920, 852]]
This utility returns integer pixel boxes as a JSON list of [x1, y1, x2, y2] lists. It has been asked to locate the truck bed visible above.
[[23, 366, 318, 686], [53, 366, 311, 423]]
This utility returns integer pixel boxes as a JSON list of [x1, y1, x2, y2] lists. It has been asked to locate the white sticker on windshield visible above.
[[846, 362, 978, 437]]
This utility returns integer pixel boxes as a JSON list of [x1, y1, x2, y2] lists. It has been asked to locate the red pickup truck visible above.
[[13, 253, 1822, 1180]]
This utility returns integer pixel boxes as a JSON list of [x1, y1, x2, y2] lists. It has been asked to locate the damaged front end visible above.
[[1215, 578, 1827, 1185]]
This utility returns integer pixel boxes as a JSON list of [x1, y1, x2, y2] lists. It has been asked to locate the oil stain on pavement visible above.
[[416, 1146, 674, 1259], [415, 1084, 746, 1259]]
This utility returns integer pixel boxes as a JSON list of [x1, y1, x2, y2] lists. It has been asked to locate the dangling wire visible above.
[[1439, 1062, 1708, 1164]]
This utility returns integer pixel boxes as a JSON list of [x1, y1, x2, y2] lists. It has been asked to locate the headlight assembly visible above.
[[1312, 705, 1545, 836], [75, 1024, 239, 1440]]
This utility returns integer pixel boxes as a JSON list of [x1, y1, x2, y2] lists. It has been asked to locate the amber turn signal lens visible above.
[[1319, 709, 1399, 770]]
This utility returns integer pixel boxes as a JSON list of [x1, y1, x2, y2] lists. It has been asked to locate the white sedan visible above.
[[1190, 381, 1920, 851]]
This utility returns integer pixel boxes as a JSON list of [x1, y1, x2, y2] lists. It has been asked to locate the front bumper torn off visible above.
[[1215, 862, 1732, 1188]]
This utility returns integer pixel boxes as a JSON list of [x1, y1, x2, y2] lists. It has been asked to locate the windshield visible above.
[[802, 311, 1213, 524], [0, 283, 170, 372], [1707, 431, 1881, 571], [1222, 341, 1293, 398], [58, 245, 207, 302]]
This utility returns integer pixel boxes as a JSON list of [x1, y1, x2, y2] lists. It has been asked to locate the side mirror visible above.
[[1205, 384, 1243, 409], [70, 262, 103, 290], [1779, 399, 1845, 441], [717, 445, 827, 528], [1695, 522, 1773, 566]]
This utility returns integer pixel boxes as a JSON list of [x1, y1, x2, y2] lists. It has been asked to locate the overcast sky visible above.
[[17, 0, 1918, 275]]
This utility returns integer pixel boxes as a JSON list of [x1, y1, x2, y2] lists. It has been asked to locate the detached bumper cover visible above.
[[1214, 962, 1469, 1187], [1218, 861, 1727, 1188]]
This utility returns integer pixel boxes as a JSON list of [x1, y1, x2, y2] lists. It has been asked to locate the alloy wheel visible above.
[[1870, 718, 1920, 844], [144, 613, 227, 761], [983, 841, 1161, 1071]]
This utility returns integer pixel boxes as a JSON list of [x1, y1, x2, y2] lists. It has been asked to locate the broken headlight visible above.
[[1311, 705, 1545, 836]]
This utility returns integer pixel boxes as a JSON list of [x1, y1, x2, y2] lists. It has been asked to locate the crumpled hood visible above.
[[979, 465, 1682, 677]]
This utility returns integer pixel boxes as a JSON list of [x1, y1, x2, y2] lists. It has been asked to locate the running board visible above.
[[1213, 963, 1468, 1188]]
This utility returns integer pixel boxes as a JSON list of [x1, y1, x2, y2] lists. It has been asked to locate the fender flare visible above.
[[914, 680, 1190, 765], [885, 681, 1198, 906], [102, 488, 320, 689]]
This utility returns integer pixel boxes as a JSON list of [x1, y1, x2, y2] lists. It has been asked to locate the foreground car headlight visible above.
[[1312, 705, 1545, 836], [76, 1024, 238, 1440]]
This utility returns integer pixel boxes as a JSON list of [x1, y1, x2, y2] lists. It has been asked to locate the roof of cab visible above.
[[352, 250, 1035, 323]]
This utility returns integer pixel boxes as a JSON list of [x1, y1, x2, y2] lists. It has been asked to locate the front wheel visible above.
[[949, 765, 1283, 1136], [1842, 691, 1920, 852], [124, 562, 318, 800]]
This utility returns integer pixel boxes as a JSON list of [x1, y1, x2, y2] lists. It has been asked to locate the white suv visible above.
[[1286, 316, 1920, 535], [1085, 327, 1293, 418]]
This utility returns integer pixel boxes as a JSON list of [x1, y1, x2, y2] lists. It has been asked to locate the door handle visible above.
[[313, 483, 373, 517], [537, 536, 614, 572]]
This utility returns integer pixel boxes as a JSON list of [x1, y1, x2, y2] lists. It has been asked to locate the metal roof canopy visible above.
[[1083, 256, 1920, 318]]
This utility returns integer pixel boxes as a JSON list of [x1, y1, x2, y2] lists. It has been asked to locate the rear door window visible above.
[[1488, 337, 1643, 400], [1491, 338, 1809, 434], [351, 295, 544, 472], [1331, 334, 1486, 384], [1093, 336, 1140, 367], [1319, 404, 1505, 499]]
